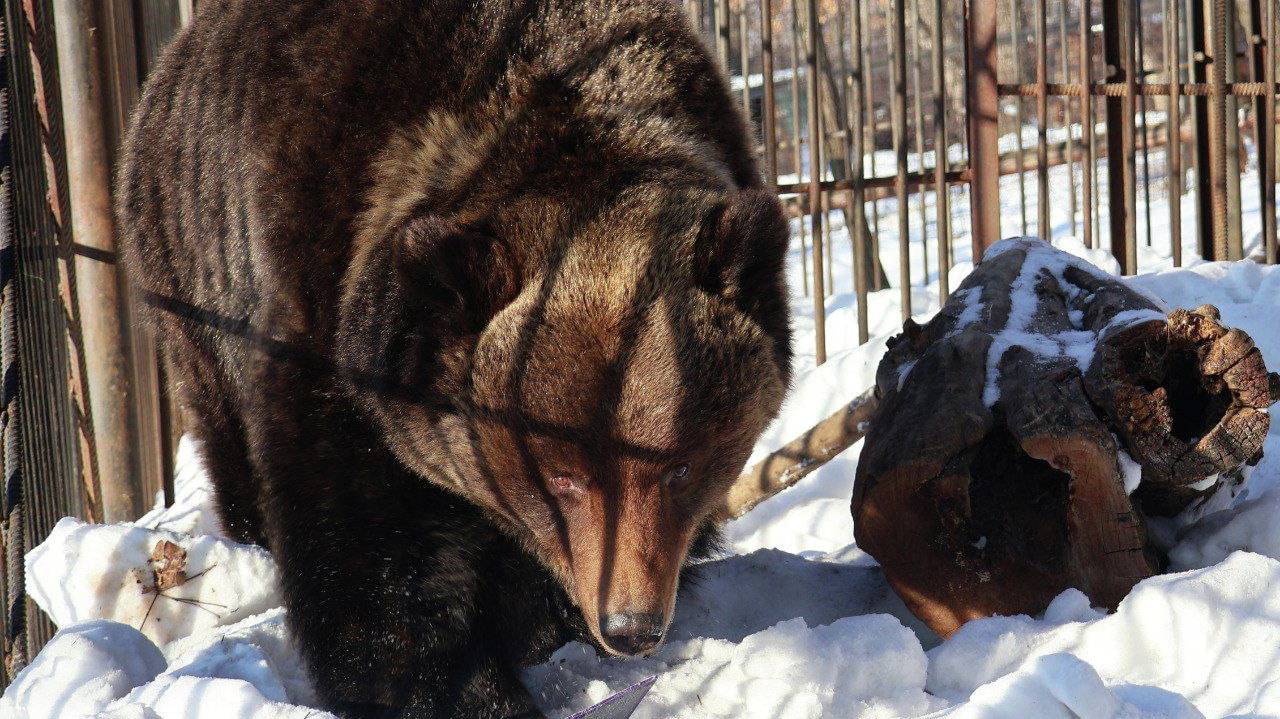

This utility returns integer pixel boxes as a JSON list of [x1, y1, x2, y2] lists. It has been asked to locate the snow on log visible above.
[[852, 238, 1280, 638]]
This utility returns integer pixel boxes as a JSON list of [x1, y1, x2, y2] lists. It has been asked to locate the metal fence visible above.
[[688, 0, 1279, 363], [0, 0, 1278, 682]]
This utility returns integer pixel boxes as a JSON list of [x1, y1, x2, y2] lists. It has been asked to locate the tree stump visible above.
[[852, 238, 1280, 638]]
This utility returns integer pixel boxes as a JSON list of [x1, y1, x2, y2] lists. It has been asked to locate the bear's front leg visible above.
[[243, 382, 570, 718], [273, 513, 550, 719]]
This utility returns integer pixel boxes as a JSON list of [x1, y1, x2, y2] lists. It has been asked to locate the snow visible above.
[[7, 154, 1280, 718], [25, 515, 280, 647], [926, 552, 1280, 718], [0, 621, 165, 719]]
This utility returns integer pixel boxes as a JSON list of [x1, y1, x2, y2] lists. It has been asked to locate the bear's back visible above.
[[118, 0, 753, 361], [119, 1, 458, 342]]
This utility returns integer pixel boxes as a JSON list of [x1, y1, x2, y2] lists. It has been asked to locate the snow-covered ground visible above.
[[5, 156, 1280, 719]]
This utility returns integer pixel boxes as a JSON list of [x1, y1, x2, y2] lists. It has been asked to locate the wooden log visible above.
[[852, 238, 1278, 638]]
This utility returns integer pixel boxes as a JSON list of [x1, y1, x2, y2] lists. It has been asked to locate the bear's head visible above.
[[338, 183, 791, 656]]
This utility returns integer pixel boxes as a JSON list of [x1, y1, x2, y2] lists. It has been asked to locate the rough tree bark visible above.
[[851, 238, 1279, 638]]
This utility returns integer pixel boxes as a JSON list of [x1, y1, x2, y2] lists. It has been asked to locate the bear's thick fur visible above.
[[118, 1, 792, 717]]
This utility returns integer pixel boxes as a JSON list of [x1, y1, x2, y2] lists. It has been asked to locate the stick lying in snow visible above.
[[719, 388, 879, 520], [851, 238, 1280, 638]]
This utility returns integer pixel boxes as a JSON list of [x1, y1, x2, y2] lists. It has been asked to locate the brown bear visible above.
[[117, 0, 792, 717]]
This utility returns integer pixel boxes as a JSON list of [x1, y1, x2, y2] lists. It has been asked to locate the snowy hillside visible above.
[[4, 243, 1280, 719]]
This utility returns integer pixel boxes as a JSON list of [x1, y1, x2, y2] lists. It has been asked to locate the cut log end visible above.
[[1087, 307, 1278, 515]]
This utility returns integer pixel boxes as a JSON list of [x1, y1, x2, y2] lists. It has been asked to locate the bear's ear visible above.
[[390, 214, 520, 334], [692, 187, 789, 304], [337, 213, 519, 399]]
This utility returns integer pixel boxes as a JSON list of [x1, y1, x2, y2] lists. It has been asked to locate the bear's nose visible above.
[[599, 612, 665, 656]]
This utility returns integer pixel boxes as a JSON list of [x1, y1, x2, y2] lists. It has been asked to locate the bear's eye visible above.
[[664, 463, 691, 486], [548, 473, 580, 495]]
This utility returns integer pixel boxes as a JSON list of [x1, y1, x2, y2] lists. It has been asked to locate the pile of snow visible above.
[[5, 250, 1280, 719], [527, 614, 944, 719], [26, 517, 279, 647]]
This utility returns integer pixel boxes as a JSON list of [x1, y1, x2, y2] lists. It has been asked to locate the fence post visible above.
[[52, 0, 144, 522], [1103, 0, 1137, 274], [965, 0, 1000, 257]]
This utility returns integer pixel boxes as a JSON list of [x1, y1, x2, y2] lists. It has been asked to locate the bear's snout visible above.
[[599, 612, 665, 656]]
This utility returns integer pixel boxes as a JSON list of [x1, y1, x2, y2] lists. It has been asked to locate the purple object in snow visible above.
[[562, 676, 657, 719]]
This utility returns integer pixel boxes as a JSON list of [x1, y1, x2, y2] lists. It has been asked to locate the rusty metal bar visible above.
[[1136, 0, 1154, 249], [1249, 0, 1276, 262], [52, 0, 144, 522], [1008, 0, 1029, 235], [1035, 0, 1050, 240], [1220, 0, 1244, 261], [1267, 0, 1279, 263], [849, 0, 870, 342], [805, 0, 826, 362], [932, 0, 951, 302], [1058, 0, 1078, 238], [788, 0, 809, 296], [966, 0, 1001, 255], [1206, 0, 1230, 260], [739, 6, 752, 117], [1167, 0, 1184, 266], [911, 0, 929, 285], [863, 0, 883, 285], [101, 0, 174, 512], [995, 80, 1280, 96], [892, 0, 911, 318], [716, 0, 732, 69], [761, 0, 778, 184], [1103, 0, 1137, 274], [1191, 0, 1213, 257], [820, 95, 833, 298], [777, 167, 971, 195], [1081, 0, 1096, 249]]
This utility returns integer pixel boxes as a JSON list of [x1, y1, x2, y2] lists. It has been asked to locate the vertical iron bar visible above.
[[1191, 0, 1213, 258], [932, 0, 951, 302], [1206, 0, 1230, 260], [717, 0, 732, 69], [1266, 0, 1279, 263], [1249, 0, 1275, 262], [762, 0, 779, 184], [850, 0, 870, 342], [1136, 0, 1154, 249], [1221, 0, 1244, 260], [740, 6, 752, 118], [789, 0, 810, 296], [1008, 0, 1029, 235], [1059, 0, 1078, 238], [52, 0, 145, 521], [1036, 0, 1050, 240], [805, 0, 826, 362], [864, 0, 883, 285], [1103, 0, 1138, 274], [892, 0, 911, 318], [1081, 0, 1096, 250], [966, 0, 1002, 255], [911, 0, 929, 285], [1167, 0, 1184, 265]]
